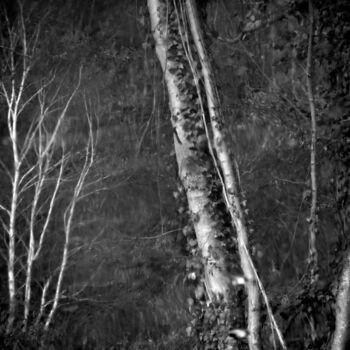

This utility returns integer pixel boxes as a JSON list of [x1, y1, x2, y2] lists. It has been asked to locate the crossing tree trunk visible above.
[[148, 0, 233, 302], [185, 2, 260, 348], [148, 1, 262, 348]]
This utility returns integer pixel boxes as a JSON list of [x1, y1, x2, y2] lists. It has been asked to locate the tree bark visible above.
[[185, 1, 260, 348], [148, 0, 233, 301], [148, 2, 268, 349], [331, 249, 350, 350]]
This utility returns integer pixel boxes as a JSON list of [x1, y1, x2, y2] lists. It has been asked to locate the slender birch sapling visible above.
[[0, 11, 95, 336]]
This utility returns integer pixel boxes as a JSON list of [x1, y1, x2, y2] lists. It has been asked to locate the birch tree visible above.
[[148, 0, 234, 302], [147, 1, 283, 348], [0, 8, 94, 337]]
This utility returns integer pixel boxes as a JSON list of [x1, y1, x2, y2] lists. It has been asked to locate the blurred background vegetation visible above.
[[0, 0, 349, 349]]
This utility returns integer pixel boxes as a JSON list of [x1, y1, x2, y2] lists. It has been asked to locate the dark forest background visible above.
[[0, 0, 349, 349]]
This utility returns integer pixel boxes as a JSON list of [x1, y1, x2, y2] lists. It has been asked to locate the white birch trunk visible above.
[[185, 1, 261, 348], [306, 0, 318, 282], [148, 0, 232, 301], [44, 116, 94, 331], [23, 150, 46, 331], [7, 161, 19, 333], [4, 39, 30, 334], [331, 249, 350, 350]]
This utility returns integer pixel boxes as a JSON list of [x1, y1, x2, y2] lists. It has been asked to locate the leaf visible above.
[[189, 238, 197, 247]]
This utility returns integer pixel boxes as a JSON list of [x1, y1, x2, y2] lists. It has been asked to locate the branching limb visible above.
[[43, 104, 95, 331]]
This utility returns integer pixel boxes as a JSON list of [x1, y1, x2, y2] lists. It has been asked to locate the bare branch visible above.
[[43, 106, 94, 331], [34, 276, 52, 327], [42, 67, 83, 158], [34, 152, 65, 260]]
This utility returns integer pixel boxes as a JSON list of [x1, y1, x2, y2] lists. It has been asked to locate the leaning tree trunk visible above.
[[148, 0, 232, 301], [148, 0, 261, 348], [185, 2, 260, 349]]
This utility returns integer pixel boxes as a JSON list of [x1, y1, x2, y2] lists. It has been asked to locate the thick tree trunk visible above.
[[148, 0, 233, 301], [331, 249, 350, 350], [148, 2, 266, 349], [148, 0, 238, 300], [185, 1, 260, 348]]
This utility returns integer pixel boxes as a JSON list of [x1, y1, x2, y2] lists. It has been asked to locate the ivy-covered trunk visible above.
[[148, 0, 233, 301], [148, 0, 261, 348]]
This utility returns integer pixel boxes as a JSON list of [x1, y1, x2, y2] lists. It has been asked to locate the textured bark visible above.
[[148, 0, 232, 301], [331, 249, 350, 350], [185, 1, 261, 349]]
